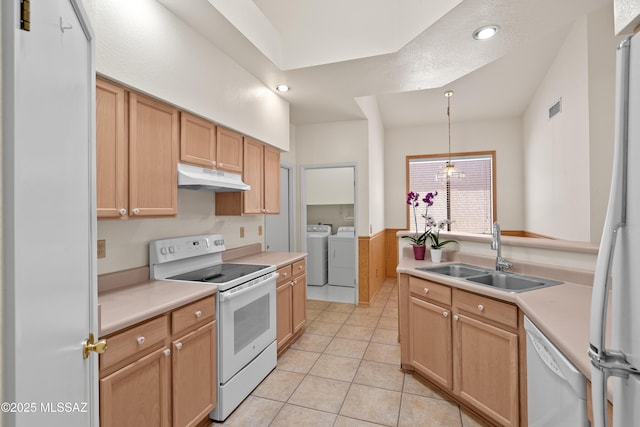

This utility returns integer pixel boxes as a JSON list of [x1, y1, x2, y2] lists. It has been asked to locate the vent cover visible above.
[[549, 98, 562, 119]]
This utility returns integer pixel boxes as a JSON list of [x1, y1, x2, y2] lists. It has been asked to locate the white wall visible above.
[[81, 0, 289, 150], [357, 96, 386, 236], [384, 118, 524, 232], [306, 168, 355, 205], [295, 121, 369, 236], [523, 17, 591, 241], [523, 5, 620, 242]]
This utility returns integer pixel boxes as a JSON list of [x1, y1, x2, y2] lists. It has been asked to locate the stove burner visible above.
[[167, 263, 271, 284]]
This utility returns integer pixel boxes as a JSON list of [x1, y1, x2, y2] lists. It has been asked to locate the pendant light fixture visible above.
[[436, 90, 465, 181]]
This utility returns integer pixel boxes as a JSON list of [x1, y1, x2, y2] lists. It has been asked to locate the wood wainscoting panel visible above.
[[385, 228, 402, 278], [358, 230, 386, 306]]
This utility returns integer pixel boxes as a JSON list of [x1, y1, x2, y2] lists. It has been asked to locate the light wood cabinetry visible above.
[[216, 126, 244, 173], [179, 113, 243, 175], [400, 274, 521, 426], [96, 78, 127, 219], [99, 295, 216, 427], [96, 79, 178, 219], [215, 138, 280, 215], [129, 92, 179, 217], [276, 258, 307, 354]]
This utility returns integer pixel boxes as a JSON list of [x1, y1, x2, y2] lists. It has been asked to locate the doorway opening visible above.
[[265, 163, 295, 252], [301, 164, 358, 304]]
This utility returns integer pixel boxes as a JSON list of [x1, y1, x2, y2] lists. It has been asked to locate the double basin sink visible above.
[[416, 263, 563, 293]]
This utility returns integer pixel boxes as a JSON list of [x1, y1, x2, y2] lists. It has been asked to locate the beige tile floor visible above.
[[216, 278, 490, 427]]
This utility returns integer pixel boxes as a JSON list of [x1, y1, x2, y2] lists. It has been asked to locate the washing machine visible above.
[[306, 225, 331, 286], [328, 226, 356, 287]]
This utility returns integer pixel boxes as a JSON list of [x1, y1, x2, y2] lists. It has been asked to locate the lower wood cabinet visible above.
[[276, 258, 307, 354], [100, 346, 171, 427], [99, 296, 216, 427], [400, 274, 521, 426]]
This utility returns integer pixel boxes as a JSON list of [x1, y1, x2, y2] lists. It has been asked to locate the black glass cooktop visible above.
[[168, 263, 270, 284]]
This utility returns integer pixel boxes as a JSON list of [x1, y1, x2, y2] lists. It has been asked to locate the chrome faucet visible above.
[[491, 222, 512, 272]]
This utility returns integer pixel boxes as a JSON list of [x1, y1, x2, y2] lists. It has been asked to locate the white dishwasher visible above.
[[524, 316, 589, 426]]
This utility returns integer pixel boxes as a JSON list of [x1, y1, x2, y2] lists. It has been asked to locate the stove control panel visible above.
[[149, 234, 225, 265]]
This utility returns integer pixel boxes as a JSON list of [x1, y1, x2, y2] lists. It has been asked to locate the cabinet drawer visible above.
[[453, 289, 517, 329], [277, 265, 293, 286], [172, 296, 216, 335], [292, 259, 306, 278], [409, 276, 451, 306], [101, 315, 169, 372]]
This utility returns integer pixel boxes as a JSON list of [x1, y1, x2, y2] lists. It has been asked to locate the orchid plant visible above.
[[425, 216, 458, 249], [402, 191, 438, 246]]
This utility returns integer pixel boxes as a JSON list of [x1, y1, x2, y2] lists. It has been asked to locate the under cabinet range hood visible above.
[[177, 163, 250, 192]]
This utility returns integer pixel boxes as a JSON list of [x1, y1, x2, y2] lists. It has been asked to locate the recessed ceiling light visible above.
[[473, 25, 499, 40], [275, 85, 290, 92]]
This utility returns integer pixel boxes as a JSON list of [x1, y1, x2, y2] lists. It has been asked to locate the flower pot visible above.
[[413, 245, 426, 260], [430, 248, 443, 263]]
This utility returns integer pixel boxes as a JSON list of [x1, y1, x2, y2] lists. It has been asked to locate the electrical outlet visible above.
[[258, 225, 263, 236], [240, 227, 245, 238], [97, 240, 106, 259]]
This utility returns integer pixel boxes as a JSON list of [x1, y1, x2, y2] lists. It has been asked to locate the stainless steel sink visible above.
[[416, 263, 563, 293], [417, 263, 490, 278], [466, 272, 563, 292]]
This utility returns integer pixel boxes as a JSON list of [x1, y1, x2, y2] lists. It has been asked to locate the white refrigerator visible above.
[[589, 32, 640, 426]]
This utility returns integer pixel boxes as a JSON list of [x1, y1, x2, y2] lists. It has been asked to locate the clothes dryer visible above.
[[306, 225, 331, 286], [328, 226, 356, 287]]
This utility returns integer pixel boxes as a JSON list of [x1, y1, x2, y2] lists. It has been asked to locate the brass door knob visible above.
[[83, 333, 107, 359]]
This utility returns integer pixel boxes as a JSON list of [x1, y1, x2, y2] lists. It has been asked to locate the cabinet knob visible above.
[[453, 315, 459, 321], [119, 208, 127, 216], [212, 161, 217, 167], [291, 280, 296, 286], [175, 342, 182, 350], [423, 288, 429, 294], [136, 336, 145, 345], [195, 310, 202, 318], [283, 272, 287, 277], [298, 265, 303, 270], [132, 208, 140, 215], [163, 349, 171, 357], [443, 311, 449, 318], [477, 304, 484, 312], [219, 163, 224, 168]]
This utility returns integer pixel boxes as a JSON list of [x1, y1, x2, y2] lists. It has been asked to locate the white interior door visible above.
[[265, 166, 292, 251], [2, 1, 97, 426]]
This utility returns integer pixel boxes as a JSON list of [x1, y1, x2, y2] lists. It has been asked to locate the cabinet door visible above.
[[277, 281, 293, 350], [96, 78, 127, 219], [242, 137, 265, 214], [172, 321, 217, 427], [100, 347, 171, 427], [180, 112, 216, 168], [292, 275, 307, 335], [453, 312, 519, 426], [129, 92, 178, 217], [216, 126, 243, 173], [409, 296, 453, 390], [263, 145, 280, 214]]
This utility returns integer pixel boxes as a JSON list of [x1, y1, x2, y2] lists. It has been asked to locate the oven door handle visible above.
[[218, 272, 279, 302]]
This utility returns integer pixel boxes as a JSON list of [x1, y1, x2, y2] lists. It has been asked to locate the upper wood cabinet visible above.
[[96, 78, 179, 219], [180, 111, 216, 168], [179, 113, 243, 174], [96, 78, 128, 219], [215, 138, 280, 215], [128, 92, 179, 217], [216, 126, 243, 173]]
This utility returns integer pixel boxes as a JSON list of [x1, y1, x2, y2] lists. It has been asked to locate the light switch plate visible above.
[[97, 240, 106, 259]]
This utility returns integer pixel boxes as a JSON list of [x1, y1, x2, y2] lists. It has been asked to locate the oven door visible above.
[[217, 271, 277, 384]]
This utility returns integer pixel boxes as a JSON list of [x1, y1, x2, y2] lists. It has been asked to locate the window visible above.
[[407, 152, 496, 234]]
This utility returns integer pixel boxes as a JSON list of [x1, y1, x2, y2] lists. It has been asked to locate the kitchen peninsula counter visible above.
[[397, 256, 611, 385]]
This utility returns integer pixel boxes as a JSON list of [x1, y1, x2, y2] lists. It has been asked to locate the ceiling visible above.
[[158, 0, 611, 127]]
